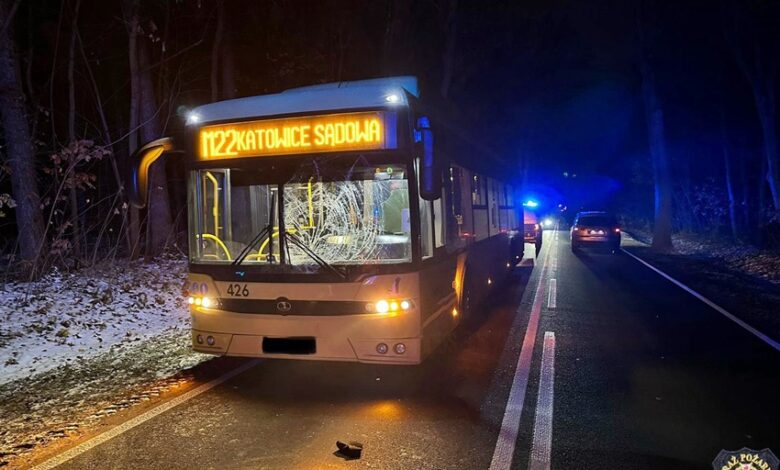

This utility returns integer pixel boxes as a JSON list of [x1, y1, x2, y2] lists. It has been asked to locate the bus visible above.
[[129, 76, 523, 365]]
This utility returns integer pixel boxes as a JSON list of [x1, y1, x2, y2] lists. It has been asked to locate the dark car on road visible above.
[[570, 211, 621, 252]]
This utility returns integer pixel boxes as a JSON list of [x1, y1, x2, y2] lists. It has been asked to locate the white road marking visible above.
[[547, 279, 557, 309], [490, 231, 555, 470], [622, 249, 780, 352], [550, 256, 557, 270], [34, 360, 260, 469], [528, 332, 556, 470]]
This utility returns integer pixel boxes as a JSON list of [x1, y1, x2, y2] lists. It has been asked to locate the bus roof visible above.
[[191, 76, 419, 125]]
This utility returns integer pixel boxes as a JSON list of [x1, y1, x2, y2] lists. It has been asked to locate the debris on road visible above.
[[335, 440, 364, 460]]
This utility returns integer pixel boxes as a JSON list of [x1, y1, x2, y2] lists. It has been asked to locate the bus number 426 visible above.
[[226, 283, 249, 297]]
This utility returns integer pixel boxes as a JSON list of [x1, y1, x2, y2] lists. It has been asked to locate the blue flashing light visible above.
[[523, 200, 539, 208]]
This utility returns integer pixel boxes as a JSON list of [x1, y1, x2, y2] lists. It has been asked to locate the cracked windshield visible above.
[[188, 157, 411, 268]]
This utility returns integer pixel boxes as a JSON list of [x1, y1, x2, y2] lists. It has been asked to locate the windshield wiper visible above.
[[284, 231, 347, 279], [231, 224, 273, 266], [232, 192, 277, 267]]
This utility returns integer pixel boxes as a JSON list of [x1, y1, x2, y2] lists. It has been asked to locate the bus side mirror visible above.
[[417, 116, 441, 201], [128, 137, 175, 208]]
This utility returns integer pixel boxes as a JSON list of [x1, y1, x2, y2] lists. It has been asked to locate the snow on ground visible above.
[[0, 257, 212, 466], [0, 257, 195, 385]]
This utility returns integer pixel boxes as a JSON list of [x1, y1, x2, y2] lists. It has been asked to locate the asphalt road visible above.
[[38, 230, 780, 469]]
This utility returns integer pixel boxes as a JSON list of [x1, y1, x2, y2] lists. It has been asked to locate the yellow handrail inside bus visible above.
[[200, 233, 232, 260], [255, 228, 299, 260], [307, 180, 314, 228], [204, 171, 220, 236]]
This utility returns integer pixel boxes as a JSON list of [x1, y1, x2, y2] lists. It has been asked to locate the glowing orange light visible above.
[[366, 400, 403, 419], [452, 308, 458, 317], [198, 111, 390, 160]]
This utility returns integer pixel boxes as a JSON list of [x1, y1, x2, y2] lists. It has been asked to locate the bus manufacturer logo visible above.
[[276, 299, 292, 312], [713, 447, 778, 470]]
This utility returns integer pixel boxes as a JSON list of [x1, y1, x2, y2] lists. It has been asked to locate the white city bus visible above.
[[130, 76, 523, 364]]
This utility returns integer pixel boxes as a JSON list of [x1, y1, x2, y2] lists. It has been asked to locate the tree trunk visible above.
[[124, 0, 141, 258], [754, 91, 780, 211], [720, 105, 738, 240], [77, 29, 132, 255], [738, 151, 750, 235], [439, 0, 458, 100], [221, 28, 236, 100], [67, 0, 81, 260], [0, 0, 46, 268], [637, 1, 673, 252], [639, 56, 673, 252], [138, 36, 172, 257], [210, 0, 224, 102], [723, 141, 738, 240]]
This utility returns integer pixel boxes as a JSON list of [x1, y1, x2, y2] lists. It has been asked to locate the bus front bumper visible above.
[[190, 308, 422, 365]]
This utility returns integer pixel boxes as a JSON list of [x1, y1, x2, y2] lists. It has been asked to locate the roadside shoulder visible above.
[[622, 245, 780, 346]]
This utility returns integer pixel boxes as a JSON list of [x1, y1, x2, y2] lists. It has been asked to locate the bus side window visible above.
[[498, 183, 508, 232], [420, 199, 434, 258], [447, 166, 468, 250], [505, 184, 515, 229], [488, 178, 499, 232], [460, 167, 475, 237], [417, 159, 434, 259], [433, 193, 445, 249], [473, 174, 489, 241]]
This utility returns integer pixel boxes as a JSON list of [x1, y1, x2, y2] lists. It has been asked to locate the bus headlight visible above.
[[373, 299, 413, 314], [188, 295, 215, 309]]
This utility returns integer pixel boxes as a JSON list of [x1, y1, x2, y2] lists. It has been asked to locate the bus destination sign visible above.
[[198, 111, 396, 160]]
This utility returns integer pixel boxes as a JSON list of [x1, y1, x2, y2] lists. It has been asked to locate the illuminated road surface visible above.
[[34, 231, 780, 469]]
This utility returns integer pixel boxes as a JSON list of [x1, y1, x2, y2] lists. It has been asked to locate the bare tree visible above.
[[439, 0, 458, 100], [637, 1, 673, 252], [210, 0, 236, 101], [0, 0, 46, 269], [210, 0, 224, 102], [720, 106, 739, 240], [138, 29, 173, 256], [221, 27, 236, 100], [123, 0, 142, 258], [723, 0, 780, 213], [67, 0, 82, 259]]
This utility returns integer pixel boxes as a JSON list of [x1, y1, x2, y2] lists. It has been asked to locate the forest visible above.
[[1, 0, 779, 280]]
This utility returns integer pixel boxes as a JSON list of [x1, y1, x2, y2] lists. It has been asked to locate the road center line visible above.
[[34, 360, 260, 469], [547, 279, 557, 309], [622, 248, 780, 352], [528, 331, 556, 470], [489, 232, 554, 470]]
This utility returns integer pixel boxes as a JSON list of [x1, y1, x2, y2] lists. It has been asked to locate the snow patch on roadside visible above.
[[0, 257, 192, 385], [0, 257, 213, 466]]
